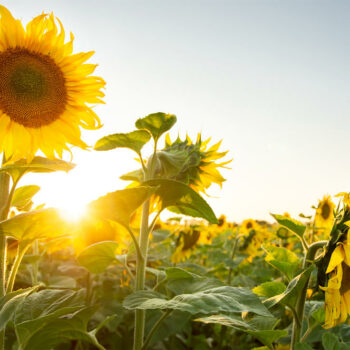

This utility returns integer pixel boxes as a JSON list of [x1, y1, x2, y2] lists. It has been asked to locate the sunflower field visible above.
[[0, 4, 349, 350]]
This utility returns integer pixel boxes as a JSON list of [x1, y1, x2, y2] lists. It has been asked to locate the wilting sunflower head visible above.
[[160, 133, 231, 194], [320, 232, 350, 329], [315, 195, 335, 229], [0, 6, 105, 161]]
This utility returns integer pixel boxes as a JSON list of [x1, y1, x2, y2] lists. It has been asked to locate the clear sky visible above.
[[2, 0, 350, 222]]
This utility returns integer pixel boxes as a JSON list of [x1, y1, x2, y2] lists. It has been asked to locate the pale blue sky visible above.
[[3, 0, 350, 221]]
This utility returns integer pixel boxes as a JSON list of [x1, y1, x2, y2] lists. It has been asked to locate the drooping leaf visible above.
[[253, 282, 286, 298], [1, 157, 75, 181], [11, 185, 40, 211], [77, 241, 118, 273], [135, 113, 177, 141], [145, 179, 218, 224], [87, 186, 156, 227], [264, 246, 301, 281], [123, 286, 271, 317], [271, 214, 306, 238], [0, 208, 67, 241], [94, 130, 151, 154]]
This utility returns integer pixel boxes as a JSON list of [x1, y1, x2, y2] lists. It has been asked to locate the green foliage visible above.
[[123, 286, 271, 316], [0, 208, 66, 241], [94, 130, 151, 154], [135, 112, 177, 141], [11, 185, 40, 211], [264, 245, 301, 281], [271, 214, 306, 238], [0, 156, 74, 181], [88, 186, 155, 227], [252, 281, 286, 298], [145, 179, 218, 223], [77, 241, 119, 273]]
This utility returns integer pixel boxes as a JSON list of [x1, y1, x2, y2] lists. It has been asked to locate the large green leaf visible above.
[[94, 130, 151, 154], [11, 185, 40, 211], [123, 286, 271, 317], [322, 333, 344, 350], [264, 246, 301, 281], [145, 179, 217, 224], [271, 214, 306, 238], [0, 287, 39, 331], [19, 308, 105, 350], [135, 112, 177, 141], [0, 208, 67, 241], [77, 241, 118, 273], [14, 289, 86, 349], [1, 157, 75, 181], [87, 186, 155, 227], [295, 344, 315, 350]]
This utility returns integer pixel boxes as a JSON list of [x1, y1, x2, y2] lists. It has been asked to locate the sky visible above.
[[2, 0, 350, 222]]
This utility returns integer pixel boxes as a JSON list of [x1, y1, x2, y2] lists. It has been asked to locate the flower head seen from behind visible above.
[[162, 133, 231, 194], [0, 6, 105, 161], [315, 195, 335, 229]]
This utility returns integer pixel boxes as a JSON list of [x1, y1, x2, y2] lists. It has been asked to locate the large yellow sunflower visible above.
[[321, 235, 350, 328], [315, 195, 335, 229], [0, 6, 105, 161]]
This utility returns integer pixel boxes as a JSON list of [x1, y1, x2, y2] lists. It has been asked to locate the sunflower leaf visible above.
[[123, 286, 271, 317], [94, 130, 151, 154], [135, 113, 177, 141], [0, 208, 67, 241], [87, 186, 156, 227], [1, 157, 75, 181], [144, 179, 218, 224], [271, 214, 306, 238], [11, 185, 40, 211], [77, 241, 119, 274]]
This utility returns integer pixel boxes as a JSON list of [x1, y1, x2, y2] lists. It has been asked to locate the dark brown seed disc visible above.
[[0, 47, 67, 128]]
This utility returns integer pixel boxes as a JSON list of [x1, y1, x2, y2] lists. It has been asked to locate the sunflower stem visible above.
[[227, 232, 243, 285], [0, 158, 11, 350], [290, 240, 327, 349], [6, 242, 30, 293], [133, 200, 150, 350]]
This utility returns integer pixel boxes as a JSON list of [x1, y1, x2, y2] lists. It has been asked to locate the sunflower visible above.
[[0, 6, 105, 161], [315, 195, 335, 229], [336, 192, 350, 208], [172, 226, 211, 263], [163, 133, 231, 194], [240, 218, 258, 236], [320, 234, 350, 328]]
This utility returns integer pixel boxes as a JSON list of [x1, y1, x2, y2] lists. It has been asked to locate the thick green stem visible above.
[[6, 243, 30, 293], [290, 240, 327, 349], [133, 200, 150, 350], [0, 166, 10, 350]]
